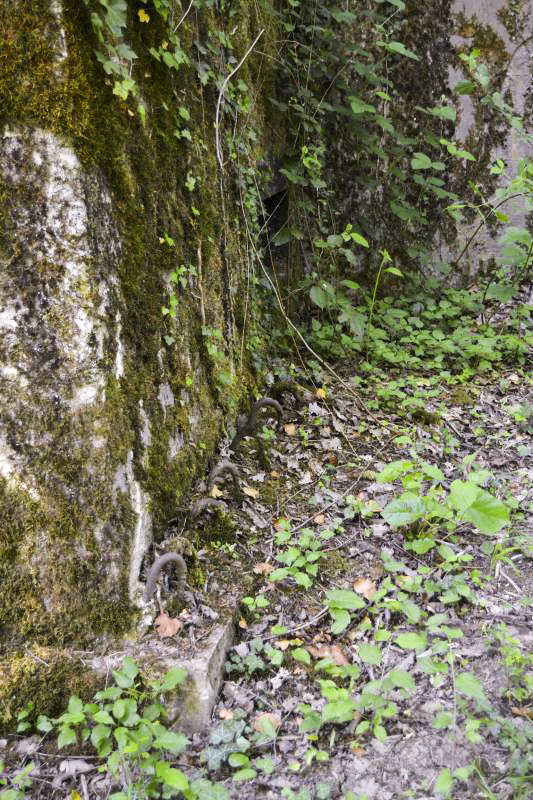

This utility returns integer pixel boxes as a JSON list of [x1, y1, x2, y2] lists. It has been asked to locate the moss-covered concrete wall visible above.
[[0, 0, 280, 726]]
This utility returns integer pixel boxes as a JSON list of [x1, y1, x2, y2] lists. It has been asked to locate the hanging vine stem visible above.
[[237, 190, 382, 423], [215, 29, 265, 170]]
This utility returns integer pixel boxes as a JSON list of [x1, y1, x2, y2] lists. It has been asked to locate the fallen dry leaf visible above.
[[253, 562, 274, 575], [511, 706, 533, 719], [154, 613, 182, 638], [307, 644, 349, 666], [210, 485, 224, 498], [219, 708, 235, 720], [508, 373, 520, 384], [253, 712, 281, 734], [274, 639, 291, 651], [312, 631, 330, 644], [243, 485, 259, 499], [354, 577, 377, 600], [313, 514, 326, 525], [284, 423, 298, 435]]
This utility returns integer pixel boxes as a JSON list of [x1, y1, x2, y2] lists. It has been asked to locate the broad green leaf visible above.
[[427, 105, 456, 121], [160, 666, 188, 691], [388, 669, 415, 691], [326, 589, 366, 610], [58, 726, 77, 748], [358, 643, 381, 665], [348, 95, 376, 114], [408, 538, 436, 554], [153, 730, 189, 755], [448, 480, 479, 513], [395, 632, 427, 651], [385, 266, 403, 277], [456, 672, 488, 705], [379, 40, 419, 60], [310, 285, 327, 309], [381, 493, 426, 527], [232, 768, 257, 782], [435, 767, 453, 796], [400, 599, 421, 624], [411, 152, 432, 170], [376, 460, 413, 483], [422, 463, 445, 482], [462, 490, 509, 534], [94, 709, 114, 725], [454, 79, 475, 94], [292, 648, 311, 665], [155, 761, 189, 790], [330, 608, 351, 634], [432, 710, 453, 729], [228, 753, 250, 768], [321, 698, 357, 724]]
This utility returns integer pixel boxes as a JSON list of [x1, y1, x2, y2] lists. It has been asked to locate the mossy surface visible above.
[[0, 0, 280, 720]]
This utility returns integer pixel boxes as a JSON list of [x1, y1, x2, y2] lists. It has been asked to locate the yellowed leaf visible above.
[[138, 9, 150, 22], [274, 639, 291, 651], [127, 109, 134, 117], [253, 712, 281, 734], [161, 40, 168, 49], [284, 423, 297, 435], [243, 485, 259, 499], [508, 373, 520, 384], [154, 613, 182, 638], [238, 617, 248, 629], [71, 792, 81, 800], [253, 562, 274, 575], [274, 518, 289, 531], [353, 577, 377, 600], [210, 485, 224, 498], [316, 387, 327, 399], [219, 708, 234, 720], [313, 514, 326, 525], [270, 470, 280, 478]]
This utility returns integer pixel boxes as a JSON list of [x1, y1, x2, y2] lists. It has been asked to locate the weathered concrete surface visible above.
[[0, 0, 278, 728], [445, 0, 532, 271]]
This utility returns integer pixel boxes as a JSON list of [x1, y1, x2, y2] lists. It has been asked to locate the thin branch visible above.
[[173, 0, 194, 33], [215, 29, 265, 170]]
